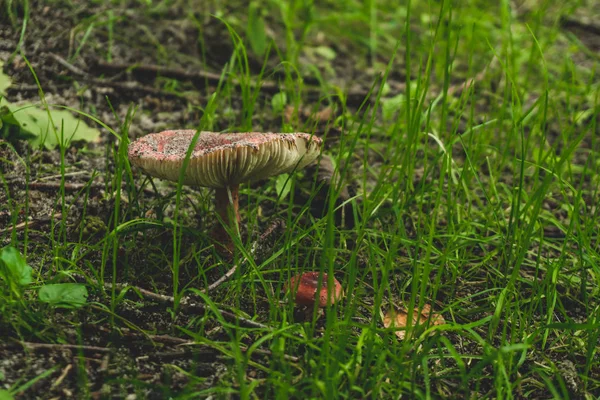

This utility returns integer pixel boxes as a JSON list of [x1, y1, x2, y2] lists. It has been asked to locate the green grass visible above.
[[1, 0, 599, 398]]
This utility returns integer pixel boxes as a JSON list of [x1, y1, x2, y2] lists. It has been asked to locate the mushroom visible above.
[[128, 130, 322, 254], [286, 272, 344, 318]]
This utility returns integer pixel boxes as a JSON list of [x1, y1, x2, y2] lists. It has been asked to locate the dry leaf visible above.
[[383, 304, 445, 340], [311, 106, 333, 123], [284, 105, 297, 124], [283, 104, 335, 124]]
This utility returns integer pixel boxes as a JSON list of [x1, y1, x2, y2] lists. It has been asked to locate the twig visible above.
[[48, 53, 89, 77], [0, 212, 63, 234], [47, 54, 190, 99], [92, 59, 354, 104], [86, 78, 188, 98], [206, 219, 285, 292], [239, 345, 299, 362], [20, 341, 111, 354], [28, 181, 93, 191], [94, 59, 222, 81], [148, 334, 189, 345], [205, 261, 243, 292], [93, 59, 280, 92], [73, 222, 284, 330], [11, 83, 73, 91], [7, 177, 98, 192], [259, 218, 287, 242], [104, 281, 269, 330], [137, 349, 217, 362], [19, 178, 156, 197], [98, 354, 110, 373], [560, 15, 600, 36], [36, 171, 90, 181], [143, 336, 300, 362], [50, 364, 72, 389]]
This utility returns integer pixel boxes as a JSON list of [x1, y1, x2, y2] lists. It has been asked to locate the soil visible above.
[[1, 1, 599, 399]]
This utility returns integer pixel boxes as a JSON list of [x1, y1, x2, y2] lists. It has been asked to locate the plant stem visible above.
[[213, 184, 240, 255]]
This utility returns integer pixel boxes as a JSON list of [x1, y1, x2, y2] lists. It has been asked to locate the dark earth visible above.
[[1, 1, 599, 399]]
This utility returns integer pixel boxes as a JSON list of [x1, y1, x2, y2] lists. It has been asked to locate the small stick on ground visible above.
[[241, 345, 300, 362], [92, 59, 338, 102], [75, 221, 286, 330], [0, 212, 63, 234], [205, 261, 244, 292], [19, 178, 156, 197], [48, 53, 90, 77], [36, 171, 91, 181], [104, 282, 269, 330], [93, 59, 283, 94], [19, 341, 111, 354], [143, 336, 300, 362], [8, 179, 98, 192], [47, 53, 191, 99], [28, 181, 90, 191], [148, 334, 189, 345], [50, 364, 73, 389], [205, 219, 286, 293]]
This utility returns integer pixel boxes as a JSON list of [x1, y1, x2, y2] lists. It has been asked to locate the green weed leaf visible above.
[[247, 2, 267, 56], [0, 98, 100, 149], [0, 390, 14, 400], [381, 93, 405, 121], [0, 246, 33, 286], [276, 173, 291, 200], [38, 283, 88, 309], [0, 62, 11, 96], [314, 46, 336, 61], [271, 92, 287, 113]]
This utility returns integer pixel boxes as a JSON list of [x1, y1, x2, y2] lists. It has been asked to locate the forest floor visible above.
[[1, 1, 599, 399]]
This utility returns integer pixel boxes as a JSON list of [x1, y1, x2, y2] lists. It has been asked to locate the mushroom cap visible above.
[[287, 272, 344, 307], [128, 130, 322, 188]]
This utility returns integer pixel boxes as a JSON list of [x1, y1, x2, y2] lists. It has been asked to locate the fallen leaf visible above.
[[283, 104, 335, 124], [0, 98, 100, 149], [284, 105, 297, 124], [311, 106, 333, 123], [383, 304, 445, 340]]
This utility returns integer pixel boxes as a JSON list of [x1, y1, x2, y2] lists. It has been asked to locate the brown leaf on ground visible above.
[[311, 106, 334, 122], [283, 105, 335, 124], [383, 304, 445, 340], [284, 105, 297, 124]]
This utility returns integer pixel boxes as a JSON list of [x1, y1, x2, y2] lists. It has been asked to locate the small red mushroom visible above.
[[287, 272, 344, 310]]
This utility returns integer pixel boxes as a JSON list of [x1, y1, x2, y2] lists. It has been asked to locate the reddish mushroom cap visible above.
[[128, 130, 322, 188], [287, 272, 344, 307]]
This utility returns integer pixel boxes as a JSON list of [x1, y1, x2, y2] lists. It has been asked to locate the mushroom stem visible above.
[[213, 184, 240, 255]]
